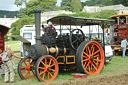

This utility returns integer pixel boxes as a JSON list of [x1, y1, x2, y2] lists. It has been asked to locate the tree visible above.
[[17, 8, 27, 18], [26, 0, 57, 16], [11, 17, 35, 35], [61, 0, 72, 11], [83, 0, 128, 6], [14, 0, 27, 7], [71, 0, 82, 12]]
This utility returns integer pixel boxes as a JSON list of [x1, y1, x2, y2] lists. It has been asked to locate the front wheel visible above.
[[35, 55, 59, 82], [18, 57, 36, 79]]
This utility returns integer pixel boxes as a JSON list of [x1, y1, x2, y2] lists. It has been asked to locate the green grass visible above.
[[5, 40, 20, 51], [1, 56, 128, 85]]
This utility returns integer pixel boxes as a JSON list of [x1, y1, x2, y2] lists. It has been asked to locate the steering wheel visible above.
[[69, 29, 85, 50]]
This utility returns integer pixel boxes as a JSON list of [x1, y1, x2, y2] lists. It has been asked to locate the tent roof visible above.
[[47, 16, 114, 26]]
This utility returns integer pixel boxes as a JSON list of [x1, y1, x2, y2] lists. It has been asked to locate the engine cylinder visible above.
[[28, 44, 70, 60], [28, 44, 48, 60]]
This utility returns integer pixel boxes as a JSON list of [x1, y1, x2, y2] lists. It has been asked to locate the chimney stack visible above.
[[35, 9, 41, 44]]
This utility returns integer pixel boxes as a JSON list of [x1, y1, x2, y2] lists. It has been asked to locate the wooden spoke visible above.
[[94, 59, 101, 62], [82, 59, 89, 62], [83, 52, 89, 56], [50, 69, 55, 72], [41, 61, 46, 67], [21, 68, 27, 73], [49, 59, 52, 66], [38, 67, 45, 70], [39, 70, 46, 75], [92, 64, 98, 71], [93, 50, 100, 55], [24, 61, 28, 66], [25, 71, 29, 78], [94, 54, 99, 58]]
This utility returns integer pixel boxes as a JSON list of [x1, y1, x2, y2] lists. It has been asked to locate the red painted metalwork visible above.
[[110, 14, 128, 55], [0, 25, 10, 51]]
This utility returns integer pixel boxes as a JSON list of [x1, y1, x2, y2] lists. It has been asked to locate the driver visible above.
[[42, 21, 56, 36]]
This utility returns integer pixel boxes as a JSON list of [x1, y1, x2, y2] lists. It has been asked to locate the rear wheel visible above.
[[35, 55, 59, 82], [18, 57, 36, 79], [76, 41, 104, 75]]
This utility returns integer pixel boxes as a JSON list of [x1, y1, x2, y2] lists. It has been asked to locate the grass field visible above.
[[1, 41, 128, 85], [5, 40, 20, 51]]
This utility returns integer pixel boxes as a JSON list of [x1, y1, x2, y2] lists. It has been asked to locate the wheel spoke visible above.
[[92, 64, 98, 71], [24, 61, 28, 66], [42, 72, 46, 79], [50, 69, 55, 72], [29, 71, 30, 78], [85, 62, 89, 69], [93, 50, 100, 55], [28, 58, 31, 65], [83, 52, 89, 56], [91, 44, 95, 55], [41, 61, 46, 67], [94, 59, 101, 62], [21, 66, 27, 68], [83, 55, 88, 58], [21, 68, 27, 73], [90, 63, 92, 72], [93, 61, 98, 67], [88, 64, 91, 72], [31, 70, 36, 77], [94, 54, 99, 58], [83, 61, 87, 67], [38, 67, 45, 70], [49, 59, 52, 66], [45, 58, 47, 65], [82, 58, 89, 62], [25, 71, 29, 78], [50, 63, 55, 67], [49, 72, 53, 77], [72, 38, 78, 43], [87, 46, 91, 55], [48, 72, 49, 80], [39, 70, 46, 75]]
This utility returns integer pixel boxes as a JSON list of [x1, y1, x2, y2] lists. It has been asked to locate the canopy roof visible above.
[[47, 16, 114, 26], [0, 25, 10, 35], [110, 14, 128, 19]]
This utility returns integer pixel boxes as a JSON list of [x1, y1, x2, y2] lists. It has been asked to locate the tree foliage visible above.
[[71, 0, 82, 12], [61, 0, 72, 11], [23, 0, 57, 16], [14, 0, 27, 7], [58, 10, 117, 19], [11, 17, 34, 35], [83, 0, 128, 6], [0, 10, 18, 18]]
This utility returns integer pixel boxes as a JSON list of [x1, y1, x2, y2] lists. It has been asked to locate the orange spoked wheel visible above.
[[35, 55, 59, 82], [18, 57, 36, 79], [76, 41, 104, 75]]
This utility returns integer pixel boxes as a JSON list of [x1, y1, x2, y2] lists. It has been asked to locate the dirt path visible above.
[[49, 74, 128, 85]]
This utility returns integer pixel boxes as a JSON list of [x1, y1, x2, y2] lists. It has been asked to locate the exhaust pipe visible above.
[[35, 9, 41, 44]]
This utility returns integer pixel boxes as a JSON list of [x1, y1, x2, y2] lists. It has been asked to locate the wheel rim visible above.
[[19, 57, 36, 79], [37, 56, 58, 82], [82, 41, 104, 75]]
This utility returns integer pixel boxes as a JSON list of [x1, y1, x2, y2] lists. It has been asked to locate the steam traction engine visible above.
[[110, 14, 128, 55], [18, 10, 113, 82]]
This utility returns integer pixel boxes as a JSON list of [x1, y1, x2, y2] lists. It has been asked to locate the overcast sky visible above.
[[0, 0, 86, 11]]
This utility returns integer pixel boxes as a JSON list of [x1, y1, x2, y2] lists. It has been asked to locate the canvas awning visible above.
[[12, 35, 30, 43]]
